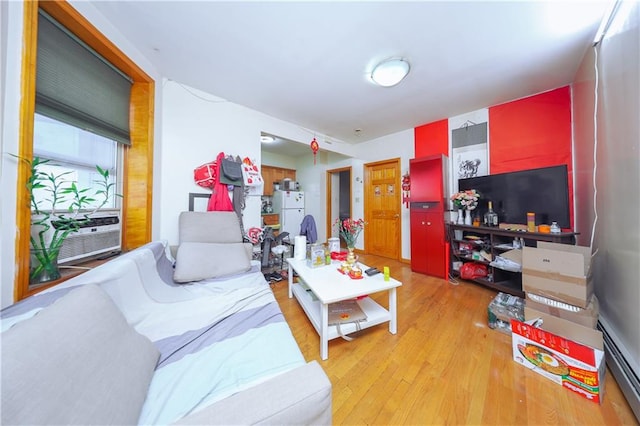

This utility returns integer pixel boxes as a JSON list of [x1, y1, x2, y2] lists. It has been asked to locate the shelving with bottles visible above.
[[447, 224, 577, 297]]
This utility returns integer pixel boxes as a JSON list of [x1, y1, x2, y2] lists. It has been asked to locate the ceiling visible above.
[[260, 133, 320, 158], [89, 1, 609, 150]]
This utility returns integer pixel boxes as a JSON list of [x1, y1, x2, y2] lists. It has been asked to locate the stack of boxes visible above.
[[511, 241, 606, 404]]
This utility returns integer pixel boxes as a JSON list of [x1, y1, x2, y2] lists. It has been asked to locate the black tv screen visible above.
[[458, 165, 571, 229]]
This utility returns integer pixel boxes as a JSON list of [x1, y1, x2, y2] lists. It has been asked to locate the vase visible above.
[[464, 209, 472, 226], [346, 247, 356, 266], [457, 209, 465, 225], [30, 247, 61, 285]]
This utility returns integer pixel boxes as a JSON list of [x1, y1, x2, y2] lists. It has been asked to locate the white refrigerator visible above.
[[272, 191, 305, 237]]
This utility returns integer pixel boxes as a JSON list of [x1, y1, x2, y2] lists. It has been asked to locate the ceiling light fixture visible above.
[[261, 135, 275, 143], [370, 58, 410, 87]]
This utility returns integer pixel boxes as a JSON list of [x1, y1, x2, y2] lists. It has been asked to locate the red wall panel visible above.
[[413, 86, 575, 230], [414, 119, 448, 157], [489, 86, 573, 228], [489, 86, 572, 174]]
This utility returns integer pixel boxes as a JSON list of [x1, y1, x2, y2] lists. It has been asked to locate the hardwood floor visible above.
[[271, 254, 638, 425]]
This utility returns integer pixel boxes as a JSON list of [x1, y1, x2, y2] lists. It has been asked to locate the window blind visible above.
[[36, 10, 132, 145]]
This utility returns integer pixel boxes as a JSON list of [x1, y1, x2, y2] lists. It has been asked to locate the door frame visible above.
[[363, 158, 402, 260], [325, 166, 352, 241]]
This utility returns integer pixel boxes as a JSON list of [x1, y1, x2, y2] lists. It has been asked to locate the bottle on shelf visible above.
[[484, 201, 499, 227]]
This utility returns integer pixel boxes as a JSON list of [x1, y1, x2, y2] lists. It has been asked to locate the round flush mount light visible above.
[[260, 135, 275, 143], [370, 58, 410, 87]]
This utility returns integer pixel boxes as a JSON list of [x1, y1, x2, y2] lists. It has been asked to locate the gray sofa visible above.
[[1, 212, 332, 425]]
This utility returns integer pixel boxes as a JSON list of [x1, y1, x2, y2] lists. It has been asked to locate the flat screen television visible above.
[[458, 165, 571, 228]]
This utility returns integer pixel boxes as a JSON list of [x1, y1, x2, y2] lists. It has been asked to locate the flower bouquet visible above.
[[451, 189, 480, 211], [334, 217, 365, 248]]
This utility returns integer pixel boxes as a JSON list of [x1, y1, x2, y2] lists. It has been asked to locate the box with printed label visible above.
[[511, 319, 605, 404], [524, 305, 603, 350], [522, 242, 592, 308], [306, 244, 326, 268]]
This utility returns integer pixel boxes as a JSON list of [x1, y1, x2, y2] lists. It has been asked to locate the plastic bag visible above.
[[459, 262, 488, 280], [194, 161, 217, 188], [220, 157, 243, 185]]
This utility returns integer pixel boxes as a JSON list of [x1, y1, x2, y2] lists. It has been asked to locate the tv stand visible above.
[[447, 224, 577, 297]]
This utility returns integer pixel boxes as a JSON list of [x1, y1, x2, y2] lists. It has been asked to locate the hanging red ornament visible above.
[[310, 137, 319, 165]]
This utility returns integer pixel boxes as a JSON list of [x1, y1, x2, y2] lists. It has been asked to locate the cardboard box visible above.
[[306, 244, 326, 268], [511, 319, 605, 404], [526, 293, 599, 329], [522, 241, 593, 308], [488, 292, 524, 334], [524, 305, 603, 350]]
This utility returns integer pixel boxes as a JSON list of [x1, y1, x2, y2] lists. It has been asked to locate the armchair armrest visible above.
[[173, 361, 332, 425]]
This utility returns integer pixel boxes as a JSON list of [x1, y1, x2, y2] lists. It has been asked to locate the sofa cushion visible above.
[[1, 284, 159, 426], [173, 241, 251, 283], [179, 211, 243, 244]]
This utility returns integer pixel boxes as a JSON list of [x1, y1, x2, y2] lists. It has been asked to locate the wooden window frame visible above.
[[15, 0, 155, 301]]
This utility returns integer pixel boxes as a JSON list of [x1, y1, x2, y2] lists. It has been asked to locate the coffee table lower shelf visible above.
[[291, 283, 391, 341]]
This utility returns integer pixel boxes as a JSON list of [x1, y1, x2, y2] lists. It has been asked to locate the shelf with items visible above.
[[447, 223, 577, 297]]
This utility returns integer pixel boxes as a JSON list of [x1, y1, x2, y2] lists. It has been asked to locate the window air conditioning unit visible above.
[[34, 209, 122, 264]]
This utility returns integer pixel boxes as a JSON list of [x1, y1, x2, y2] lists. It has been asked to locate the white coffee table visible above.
[[287, 257, 402, 360]]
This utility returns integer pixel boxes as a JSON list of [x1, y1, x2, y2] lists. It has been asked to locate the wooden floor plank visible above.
[[271, 254, 639, 425]]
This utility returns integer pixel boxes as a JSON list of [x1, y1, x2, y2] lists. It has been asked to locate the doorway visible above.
[[364, 159, 401, 260], [326, 167, 352, 244]]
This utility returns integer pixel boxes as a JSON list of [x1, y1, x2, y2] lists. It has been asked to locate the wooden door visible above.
[[364, 159, 401, 259]]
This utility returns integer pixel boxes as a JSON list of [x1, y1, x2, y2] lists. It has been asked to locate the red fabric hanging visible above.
[[207, 152, 234, 212]]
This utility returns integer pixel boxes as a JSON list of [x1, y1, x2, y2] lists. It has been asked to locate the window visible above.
[[32, 9, 130, 212], [32, 113, 120, 211], [16, 0, 154, 301]]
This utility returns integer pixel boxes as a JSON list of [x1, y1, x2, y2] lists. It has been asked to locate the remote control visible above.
[[365, 267, 381, 276]]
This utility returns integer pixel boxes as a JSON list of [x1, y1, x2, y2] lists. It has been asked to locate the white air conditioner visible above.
[[33, 209, 122, 264]]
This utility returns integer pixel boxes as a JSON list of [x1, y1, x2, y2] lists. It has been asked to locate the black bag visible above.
[[220, 157, 243, 186]]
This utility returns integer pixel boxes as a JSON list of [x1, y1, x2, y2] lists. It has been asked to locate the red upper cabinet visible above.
[[409, 154, 448, 204]]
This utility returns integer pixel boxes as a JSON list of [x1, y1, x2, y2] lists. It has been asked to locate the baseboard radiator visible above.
[[598, 319, 640, 421]]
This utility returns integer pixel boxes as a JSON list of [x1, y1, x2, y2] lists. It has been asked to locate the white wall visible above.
[[261, 151, 299, 169], [447, 109, 490, 199], [0, 1, 24, 308], [349, 129, 415, 259], [159, 80, 356, 246]]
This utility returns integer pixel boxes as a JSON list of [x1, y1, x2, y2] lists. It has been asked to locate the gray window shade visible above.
[[36, 10, 132, 145]]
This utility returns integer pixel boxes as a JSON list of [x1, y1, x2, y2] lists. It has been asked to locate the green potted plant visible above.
[[23, 156, 119, 284]]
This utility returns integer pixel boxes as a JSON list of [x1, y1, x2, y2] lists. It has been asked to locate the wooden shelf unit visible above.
[[262, 165, 296, 196], [447, 224, 577, 297]]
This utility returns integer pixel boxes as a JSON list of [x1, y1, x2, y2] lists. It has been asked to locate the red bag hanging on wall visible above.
[[194, 161, 217, 189]]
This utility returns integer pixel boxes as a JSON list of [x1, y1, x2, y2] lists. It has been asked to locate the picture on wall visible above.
[[451, 122, 488, 193]]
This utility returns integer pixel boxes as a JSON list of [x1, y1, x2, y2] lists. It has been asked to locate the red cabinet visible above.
[[409, 155, 448, 279], [410, 205, 446, 278], [409, 154, 447, 203]]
